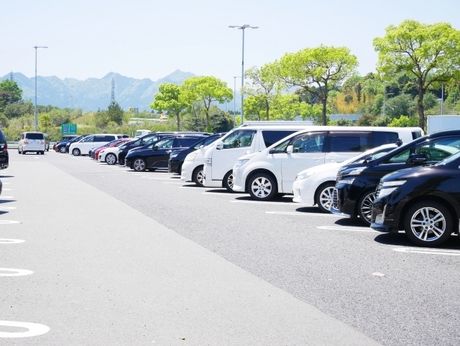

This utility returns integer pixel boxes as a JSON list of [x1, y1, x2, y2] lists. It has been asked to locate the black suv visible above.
[[335, 130, 460, 224], [54, 135, 80, 153], [0, 129, 8, 169], [371, 151, 460, 246]]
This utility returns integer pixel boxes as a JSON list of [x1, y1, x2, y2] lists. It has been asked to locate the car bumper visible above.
[[292, 179, 315, 205], [232, 166, 246, 192], [203, 164, 221, 187], [168, 159, 182, 174], [370, 198, 400, 233], [22, 144, 45, 151], [335, 182, 359, 217]]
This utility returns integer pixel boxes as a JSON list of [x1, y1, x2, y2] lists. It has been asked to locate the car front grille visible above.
[[332, 188, 338, 210]]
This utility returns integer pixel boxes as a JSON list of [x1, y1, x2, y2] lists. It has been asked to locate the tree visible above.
[[245, 62, 280, 120], [279, 46, 358, 125], [0, 80, 22, 111], [181, 76, 232, 131], [151, 83, 187, 130], [107, 101, 124, 125], [374, 20, 460, 129]]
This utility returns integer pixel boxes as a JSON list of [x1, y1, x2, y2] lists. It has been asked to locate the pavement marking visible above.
[[0, 196, 15, 199], [2, 188, 12, 191], [2, 182, 11, 185], [0, 268, 33, 277], [0, 220, 20, 225], [0, 206, 16, 210], [0, 238, 25, 244], [162, 181, 185, 185], [231, 199, 294, 206], [372, 272, 385, 277], [317, 225, 375, 233], [392, 247, 460, 256], [0, 320, 50, 338], [141, 176, 173, 181], [266, 211, 342, 218]]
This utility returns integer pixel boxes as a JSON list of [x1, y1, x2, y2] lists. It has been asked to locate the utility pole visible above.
[[34, 46, 48, 131]]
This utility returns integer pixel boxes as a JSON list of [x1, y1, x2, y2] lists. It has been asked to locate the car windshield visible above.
[[435, 151, 460, 166], [342, 144, 398, 166]]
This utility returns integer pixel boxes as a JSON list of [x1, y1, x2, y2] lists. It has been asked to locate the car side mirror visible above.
[[153, 145, 159, 151], [286, 145, 294, 154], [216, 142, 223, 150], [407, 153, 428, 165]]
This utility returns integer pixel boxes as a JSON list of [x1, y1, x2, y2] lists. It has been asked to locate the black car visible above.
[[0, 128, 8, 169], [118, 132, 207, 165], [126, 135, 206, 172], [168, 133, 226, 174], [371, 151, 460, 246], [57, 135, 84, 153], [334, 130, 460, 224]]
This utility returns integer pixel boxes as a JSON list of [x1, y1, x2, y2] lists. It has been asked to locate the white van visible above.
[[232, 126, 423, 200], [18, 132, 46, 155], [202, 121, 315, 191], [69, 134, 122, 156]]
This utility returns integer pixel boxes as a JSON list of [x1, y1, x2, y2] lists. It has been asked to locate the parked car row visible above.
[[58, 123, 460, 247]]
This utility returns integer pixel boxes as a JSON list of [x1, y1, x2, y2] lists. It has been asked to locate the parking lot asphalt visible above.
[[1, 150, 459, 345]]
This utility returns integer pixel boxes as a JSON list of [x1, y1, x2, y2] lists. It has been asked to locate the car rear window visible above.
[[175, 137, 202, 148], [328, 132, 370, 152], [25, 133, 44, 140], [0, 130, 5, 142], [371, 132, 399, 147], [262, 130, 296, 147]]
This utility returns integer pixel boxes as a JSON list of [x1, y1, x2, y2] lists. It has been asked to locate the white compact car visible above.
[[181, 146, 209, 186], [18, 132, 46, 155], [98, 146, 121, 165], [232, 126, 422, 201], [69, 134, 121, 156], [292, 144, 398, 212]]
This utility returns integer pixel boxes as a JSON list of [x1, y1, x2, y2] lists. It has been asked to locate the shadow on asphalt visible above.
[[205, 188, 233, 194], [0, 175, 14, 178], [0, 199, 16, 204], [374, 232, 460, 249], [235, 195, 293, 202], [295, 207, 327, 215], [334, 217, 368, 227], [0, 210, 8, 216]]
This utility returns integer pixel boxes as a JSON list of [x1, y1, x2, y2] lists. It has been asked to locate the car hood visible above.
[[381, 166, 434, 182], [297, 162, 342, 177], [238, 152, 258, 161]]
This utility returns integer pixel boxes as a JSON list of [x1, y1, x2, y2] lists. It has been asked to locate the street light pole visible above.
[[34, 45, 48, 131], [229, 24, 258, 124], [233, 76, 239, 125]]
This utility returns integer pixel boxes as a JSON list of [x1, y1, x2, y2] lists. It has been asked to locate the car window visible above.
[[262, 130, 295, 147], [386, 137, 460, 163], [291, 133, 326, 153], [142, 136, 160, 145], [155, 138, 174, 149], [25, 133, 44, 140], [371, 132, 399, 146], [94, 136, 107, 142], [82, 136, 94, 142], [222, 130, 256, 149], [328, 132, 369, 152], [176, 138, 200, 148]]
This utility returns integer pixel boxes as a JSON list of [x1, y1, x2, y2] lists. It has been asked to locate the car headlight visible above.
[[377, 180, 406, 198], [347, 167, 366, 176], [337, 177, 355, 185], [296, 170, 313, 181], [234, 159, 249, 169], [170, 152, 179, 159], [185, 151, 198, 162]]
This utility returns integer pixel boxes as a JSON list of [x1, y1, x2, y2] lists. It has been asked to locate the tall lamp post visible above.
[[34, 45, 48, 131], [229, 24, 258, 124], [233, 76, 240, 125]]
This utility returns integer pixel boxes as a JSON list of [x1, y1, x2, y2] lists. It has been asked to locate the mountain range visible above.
[[0, 70, 195, 111]]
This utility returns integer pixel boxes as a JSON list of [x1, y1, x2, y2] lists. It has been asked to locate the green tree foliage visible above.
[[0, 80, 22, 111], [151, 83, 188, 130], [181, 76, 232, 131], [374, 20, 460, 129], [279, 46, 358, 125], [107, 101, 124, 125], [388, 115, 419, 127]]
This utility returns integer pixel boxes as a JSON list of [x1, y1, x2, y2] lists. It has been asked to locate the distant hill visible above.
[[1, 70, 195, 111]]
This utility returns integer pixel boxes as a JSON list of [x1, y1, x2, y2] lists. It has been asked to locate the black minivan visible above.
[[0, 128, 8, 169], [371, 151, 460, 246], [334, 130, 460, 224]]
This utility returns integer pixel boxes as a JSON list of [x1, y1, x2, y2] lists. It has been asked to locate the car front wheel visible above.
[[404, 200, 453, 247], [72, 148, 81, 156], [59, 146, 66, 153], [248, 173, 277, 201], [105, 153, 117, 165], [223, 171, 234, 192], [192, 165, 205, 187], [358, 191, 376, 224], [133, 158, 146, 172], [315, 182, 336, 213]]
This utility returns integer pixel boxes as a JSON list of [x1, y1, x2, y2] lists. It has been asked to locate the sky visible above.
[[1, 0, 459, 87]]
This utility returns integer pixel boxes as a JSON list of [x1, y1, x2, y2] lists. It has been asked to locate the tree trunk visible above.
[[265, 98, 270, 120], [321, 95, 328, 125], [176, 112, 181, 131], [417, 80, 425, 130], [205, 109, 210, 132]]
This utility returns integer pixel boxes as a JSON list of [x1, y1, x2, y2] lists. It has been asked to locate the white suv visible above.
[[18, 132, 46, 155], [69, 134, 121, 156], [232, 126, 423, 200]]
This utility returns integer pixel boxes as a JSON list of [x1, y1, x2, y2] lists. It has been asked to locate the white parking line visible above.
[[392, 247, 460, 256], [266, 211, 342, 218], [231, 199, 293, 206], [0, 196, 15, 199], [317, 225, 375, 233], [0, 320, 50, 338], [162, 181, 185, 185], [0, 206, 16, 210], [0, 220, 20, 225], [0, 268, 33, 277], [0, 238, 25, 244], [2, 188, 12, 191]]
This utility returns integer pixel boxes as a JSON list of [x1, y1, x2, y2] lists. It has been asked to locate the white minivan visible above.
[[18, 132, 46, 155], [69, 134, 122, 156], [232, 126, 423, 200], [202, 121, 314, 191]]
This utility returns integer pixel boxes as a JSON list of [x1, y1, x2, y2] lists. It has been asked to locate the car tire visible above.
[[358, 191, 377, 225], [133, 158, 146, 172], [105, 153, 117, 165], [72, 148, 81, 156], [315, 182, 336, 213], [404, 200, 453, 247], [223, 170, 234, 192], [192, 165, 205, 187], [248, 172, 277, 201], [59, 146, 66, 153]]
